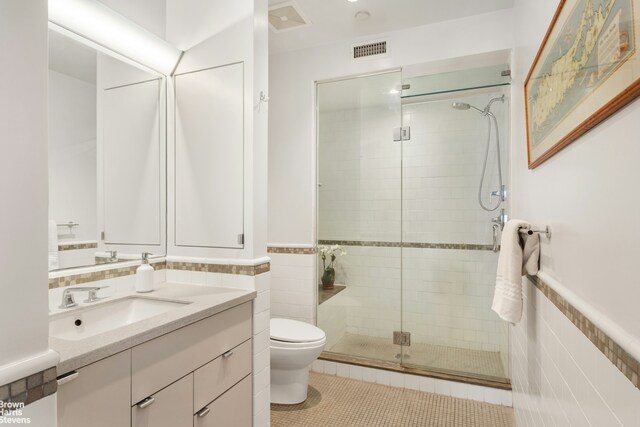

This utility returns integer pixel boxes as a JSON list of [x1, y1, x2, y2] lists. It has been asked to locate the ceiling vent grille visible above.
[[353, 41, 387, 59]]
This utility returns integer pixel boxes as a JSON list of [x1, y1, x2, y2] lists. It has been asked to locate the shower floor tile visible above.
[[328, 334, 506, 380], [271, 372, 515, 427]]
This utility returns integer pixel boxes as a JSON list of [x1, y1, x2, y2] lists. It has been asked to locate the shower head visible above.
[[451, 102, 484, 114], [451, 102, 471, 110]]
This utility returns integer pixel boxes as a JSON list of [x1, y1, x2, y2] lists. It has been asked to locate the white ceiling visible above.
[[268, 0, 514, 54]]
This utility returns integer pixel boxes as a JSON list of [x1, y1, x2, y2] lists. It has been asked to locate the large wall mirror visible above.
[[48, 26, 166, 272]]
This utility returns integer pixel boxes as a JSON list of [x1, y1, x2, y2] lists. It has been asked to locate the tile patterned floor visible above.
[[271, 372, 515, 427], [329, 334, 507, 380]]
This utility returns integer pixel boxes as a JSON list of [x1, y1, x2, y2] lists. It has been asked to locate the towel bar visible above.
[[519, 225, 551, 239], [57, 222, 79, 228]]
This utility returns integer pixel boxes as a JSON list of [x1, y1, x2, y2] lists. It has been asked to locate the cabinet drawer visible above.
[[58, 350, 131, 427], [194, 339, 252, 413], [132, 374, 193, 427], [131, 302, 251, 404], [193, 375, 252, 427]]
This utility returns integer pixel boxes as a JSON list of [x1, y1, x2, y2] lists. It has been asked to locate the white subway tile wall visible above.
[[318, 87, 402, 242], [401, 95, 507, 244], [252, 272, 271, 427], [310, 359, 512, 406], [512, 279, 640, 426], [56, 248, 97, 270], [315, 88, 511, 380], [47, 267, 167, 310], [317, 91, 508, 244], [269, 252, 316, 324], [318, 245, 508, 368]]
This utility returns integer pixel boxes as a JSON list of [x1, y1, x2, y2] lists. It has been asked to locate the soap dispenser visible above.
[[135, 252, 154, 293]]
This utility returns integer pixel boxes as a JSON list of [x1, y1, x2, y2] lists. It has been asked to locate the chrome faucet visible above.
[[59, 286, 109, 309], [107, 250, 118, 262]]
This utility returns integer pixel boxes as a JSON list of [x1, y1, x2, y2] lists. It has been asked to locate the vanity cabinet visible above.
[[194, 375, 252, 427], [132, 374, 193, 427], [57, 302, 253, 427], [131, 301, 251, 404], [57, 349, 131, 427]]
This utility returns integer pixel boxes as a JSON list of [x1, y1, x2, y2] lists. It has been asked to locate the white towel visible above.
[[48, 220, 59, 271], [491, 219, 540, 323]]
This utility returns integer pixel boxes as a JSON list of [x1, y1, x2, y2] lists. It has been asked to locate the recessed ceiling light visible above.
[[389, 89, 400, 95], [355, 10, 371, 21], [347, 0, 358, 3]]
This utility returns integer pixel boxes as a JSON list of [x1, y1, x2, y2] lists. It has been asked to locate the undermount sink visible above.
[[50, 296, 190, 341]]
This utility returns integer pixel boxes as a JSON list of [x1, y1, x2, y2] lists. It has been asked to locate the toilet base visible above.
[[271, 366, 311, 404]]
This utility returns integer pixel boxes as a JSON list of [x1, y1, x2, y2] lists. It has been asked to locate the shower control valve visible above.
[[490, 185, 507, 202]]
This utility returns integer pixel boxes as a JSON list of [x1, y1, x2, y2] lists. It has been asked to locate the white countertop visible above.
[[50, 283, 256, 375]]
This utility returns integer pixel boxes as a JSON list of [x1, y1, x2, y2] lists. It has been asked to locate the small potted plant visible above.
[[319, 245, 346, 290]]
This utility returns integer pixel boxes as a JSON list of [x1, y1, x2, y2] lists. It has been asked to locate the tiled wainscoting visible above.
[[268, 248, 316, 324], [0, 367, 57, 406], [512, 277, 640, 426], [310, 359, 512, 407], [317, 244, 509, 376], [49, 260, 166, 289]]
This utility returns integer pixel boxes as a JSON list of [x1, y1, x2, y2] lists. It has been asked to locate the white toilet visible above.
[[270, 318, 326, 404]]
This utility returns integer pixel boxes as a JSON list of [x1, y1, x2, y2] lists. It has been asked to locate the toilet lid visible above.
[[270, 318, 326, 343]]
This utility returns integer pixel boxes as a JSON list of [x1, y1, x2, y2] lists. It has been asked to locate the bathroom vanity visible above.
[[51, 284, 255, 427]]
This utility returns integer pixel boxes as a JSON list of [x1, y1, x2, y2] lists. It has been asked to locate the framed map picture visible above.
[[525, 0, 640, 168]]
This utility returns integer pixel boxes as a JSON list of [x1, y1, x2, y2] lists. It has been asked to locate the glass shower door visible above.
[[399, 88, 510, 382], [316, 71, 404, 364]]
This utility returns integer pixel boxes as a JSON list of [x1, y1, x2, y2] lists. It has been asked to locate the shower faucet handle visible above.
[[490, 185, 507, 202]]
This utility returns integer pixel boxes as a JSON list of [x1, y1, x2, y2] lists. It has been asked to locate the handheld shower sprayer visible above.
[[451, 94, 505, 212]]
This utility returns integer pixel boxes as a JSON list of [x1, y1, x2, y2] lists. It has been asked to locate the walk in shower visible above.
[[316, 64, 511, 384]]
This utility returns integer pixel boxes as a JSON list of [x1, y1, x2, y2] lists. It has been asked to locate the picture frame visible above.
[[525, 0, 640, 169]]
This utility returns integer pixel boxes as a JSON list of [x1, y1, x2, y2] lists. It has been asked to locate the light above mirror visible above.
[[49, 0, 182, 75]]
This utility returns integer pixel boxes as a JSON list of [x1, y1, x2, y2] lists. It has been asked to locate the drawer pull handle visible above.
[[137, 397, 155, 409], [222, 350, 234, 358], [196, 407, 210, 417], [56, 371, 79, 386]]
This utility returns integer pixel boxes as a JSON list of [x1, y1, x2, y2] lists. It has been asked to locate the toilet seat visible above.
[[270, 318, 326, 343]]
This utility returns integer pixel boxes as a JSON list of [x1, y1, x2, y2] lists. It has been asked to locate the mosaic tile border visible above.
[[528, 275, 640, 391], [0, 367, 57, 406], [318, 240, 495, 251], [267, 246, 317, 255], [167, 261, 271, 276], [58, 242, 98, 252], [49, 261, 166, 289]]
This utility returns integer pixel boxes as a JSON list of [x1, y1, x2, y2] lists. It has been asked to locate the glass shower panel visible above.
[[402, 64, 511, 98], [316, 71, 403, 364], [400, 88, 510, 382]]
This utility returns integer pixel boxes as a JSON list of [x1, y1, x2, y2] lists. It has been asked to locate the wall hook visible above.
[[257, 91, 270, 111]]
